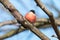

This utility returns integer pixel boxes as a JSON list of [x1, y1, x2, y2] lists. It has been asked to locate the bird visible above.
[[25, 10, 36, 23]]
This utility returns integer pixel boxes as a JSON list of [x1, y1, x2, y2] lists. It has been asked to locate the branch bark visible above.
[[0, 17, 60, 39], [0, 26, 26, 39], [0, 20, 17, 27], [1, 18, 60, 28], [0, 0, 50, 40], [35, 0, 60, 40]]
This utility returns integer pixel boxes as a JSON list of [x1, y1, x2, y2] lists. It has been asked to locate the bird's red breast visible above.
[[25, 12, 36, 23]]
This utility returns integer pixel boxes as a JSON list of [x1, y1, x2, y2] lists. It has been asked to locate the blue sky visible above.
[[0, 0, 60, 40]]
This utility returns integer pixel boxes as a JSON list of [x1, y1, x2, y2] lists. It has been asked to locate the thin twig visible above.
[[0, 18, 60, 27], [0, 26, 26, 39], [34, 0, 60, 40], [0, 18, 60, 39], [0, 20, 17, 27]]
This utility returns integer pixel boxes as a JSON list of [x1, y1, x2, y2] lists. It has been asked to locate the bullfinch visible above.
[[25, 10, 36, 23]]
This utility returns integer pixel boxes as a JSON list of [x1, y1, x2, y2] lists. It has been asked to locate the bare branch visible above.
[[0, 26, 26, 39], [0, 17, 60, 39], [0, 18, 60, 27], [34, 0, 60, 40], [0, 20, 17, 27], [0, 0, 50, 40]]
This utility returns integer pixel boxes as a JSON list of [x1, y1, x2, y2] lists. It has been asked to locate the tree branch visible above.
[[34, 0, 60, 40], [0, 26, 26, 39], [0, 18, 60, 39], [0, 20, 17, 27], [0, 18, 60, 28], [0, 0, 50, 40]]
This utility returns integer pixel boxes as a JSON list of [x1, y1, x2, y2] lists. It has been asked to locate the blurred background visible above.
[[0, 0, 60, 40]]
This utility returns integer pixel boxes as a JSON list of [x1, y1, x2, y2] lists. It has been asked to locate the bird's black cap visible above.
[[30, 10, 35, 14]]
